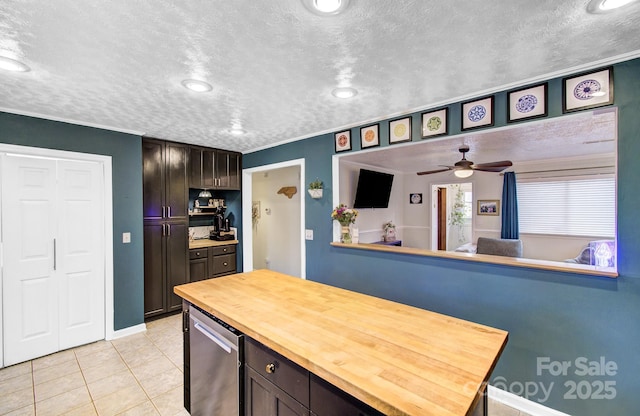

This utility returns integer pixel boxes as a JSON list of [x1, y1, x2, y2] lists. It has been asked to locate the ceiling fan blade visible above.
[[417, 167, 453, 176], [472, 160, 513, 172]]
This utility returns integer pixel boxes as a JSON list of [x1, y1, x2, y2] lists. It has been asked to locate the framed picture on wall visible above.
[[389, 117, 412, 144], [462, 96, 494, 131], [421, 107, 448, 138], [334, 130, 352, 152], [360, 124, 380, 149], [409, 193, 423, 204], [508, 83, 548, 122], [563, 67, 614, 113], [477, 200, 500, 216]]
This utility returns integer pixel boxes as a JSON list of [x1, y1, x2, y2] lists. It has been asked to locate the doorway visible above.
[[432, 183, 473, 251], [242, 159, 306, 278]]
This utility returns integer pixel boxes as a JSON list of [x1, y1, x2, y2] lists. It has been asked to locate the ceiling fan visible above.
[[416, 145, 513, 178]]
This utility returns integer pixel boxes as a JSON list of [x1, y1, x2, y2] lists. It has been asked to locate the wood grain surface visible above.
[[188, 239, 238, 249], [331, 242, 618, 278], [174, 269, 508, 416]]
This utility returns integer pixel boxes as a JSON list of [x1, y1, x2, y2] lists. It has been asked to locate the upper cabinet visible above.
[[143, 138, 189, 220], [189, 147, 241, 191]]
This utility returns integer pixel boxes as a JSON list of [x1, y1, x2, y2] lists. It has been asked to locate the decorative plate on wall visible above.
[[389, 116, 412, 144], [563, 67, 613, 113], [421, 107, 448, 138], [508, 83, 547, 122], [360, 124, 380, 149], [461, 96, 494, 131]]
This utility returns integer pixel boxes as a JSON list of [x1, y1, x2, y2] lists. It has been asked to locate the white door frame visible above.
[[242, 159, 306, 279], [0, 143, 115, 340]]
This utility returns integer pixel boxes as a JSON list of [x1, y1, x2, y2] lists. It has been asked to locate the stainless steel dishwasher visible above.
[[189, 305, 243, 416]]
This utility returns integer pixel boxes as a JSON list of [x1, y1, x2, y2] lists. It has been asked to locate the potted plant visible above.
[[308, 178, 323, 199]]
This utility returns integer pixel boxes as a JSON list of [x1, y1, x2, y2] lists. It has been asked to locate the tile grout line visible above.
[[74, 346, 100, 416]]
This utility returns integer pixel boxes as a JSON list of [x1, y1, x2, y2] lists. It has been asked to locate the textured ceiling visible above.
[[0, 0, 639, 153]]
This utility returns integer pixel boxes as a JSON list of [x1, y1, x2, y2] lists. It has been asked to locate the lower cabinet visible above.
[[246, 367, 309, 416], [244, 337, 382, 416], [144, 221, 189, 318], [188, 244, 237, 282]]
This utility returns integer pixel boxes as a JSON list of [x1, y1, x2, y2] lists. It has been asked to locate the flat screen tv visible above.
[[353, 169, 394, 209]]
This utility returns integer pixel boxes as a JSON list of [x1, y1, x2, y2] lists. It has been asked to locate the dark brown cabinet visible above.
[[188, 244, 236, 282], [190, 147, 241, 191], [188, 249, 209, 282], [143, 138, 189, 318], [246, 367, 309, 416], [245, 337, 309, 416]]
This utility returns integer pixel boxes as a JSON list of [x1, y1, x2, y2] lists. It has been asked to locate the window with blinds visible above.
[[518, 177, 615, 237]]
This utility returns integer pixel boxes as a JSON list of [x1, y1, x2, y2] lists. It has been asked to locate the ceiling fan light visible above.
[[454, 169, 474, 178]]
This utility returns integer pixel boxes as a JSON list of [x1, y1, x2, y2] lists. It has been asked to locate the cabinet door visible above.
[[246, 367, 309, 416], [144, 222, 166, 317], [227, 152, 241, 190], [189, 147, 203, 188], [167, 222, 189, 312], [215, 151, 230, 189], [189, 258, 208, 282], [203, 149, 216, 189], [142, 139, 165, 220], [310, 374, 384, 416], [166, 142, 189, 219], [215, 151, 241, 190]]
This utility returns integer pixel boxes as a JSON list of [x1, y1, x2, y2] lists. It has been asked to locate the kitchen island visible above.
[[174, 269, 508, 416]]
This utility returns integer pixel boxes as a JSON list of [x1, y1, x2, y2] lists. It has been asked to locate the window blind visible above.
[[518, 177, 615, 237]]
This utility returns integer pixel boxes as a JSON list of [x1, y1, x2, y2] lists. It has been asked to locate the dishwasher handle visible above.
[[193, 320, 233, 354]]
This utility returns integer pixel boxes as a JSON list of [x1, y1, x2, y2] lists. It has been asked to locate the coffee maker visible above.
[[209, 206, 233, 241]]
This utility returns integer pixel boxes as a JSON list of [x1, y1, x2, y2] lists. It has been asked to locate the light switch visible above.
[[305, 229, 313, 240], [122, 232, 131, 243]]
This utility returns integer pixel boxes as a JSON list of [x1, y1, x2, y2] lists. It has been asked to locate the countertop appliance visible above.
[[189, 304, 243, 416]]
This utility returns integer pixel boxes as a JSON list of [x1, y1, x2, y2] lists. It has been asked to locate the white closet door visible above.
[[57, 160, 104, 349], [2, 155, 59, 365]]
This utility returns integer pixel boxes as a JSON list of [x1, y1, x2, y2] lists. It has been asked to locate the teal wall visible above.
[[244, 59, 640, 415], [0, 112, 144, 331]]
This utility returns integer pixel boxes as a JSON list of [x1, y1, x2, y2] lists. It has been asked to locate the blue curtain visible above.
[[501, 172, 519, 239]]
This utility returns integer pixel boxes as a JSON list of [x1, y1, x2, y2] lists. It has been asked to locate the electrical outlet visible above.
[[305, 229, 314, 240], [122, 232, 131, 243]]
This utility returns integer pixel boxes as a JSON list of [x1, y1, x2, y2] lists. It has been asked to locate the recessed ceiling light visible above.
[[181, 79, 213, 93], [0, 56, 30, 72], [600, 0, 635, 9], [332, 87, 358, 99], [302, 0, 350, 16], [230, 128, 246, 136], [587, 0, 637, 12]]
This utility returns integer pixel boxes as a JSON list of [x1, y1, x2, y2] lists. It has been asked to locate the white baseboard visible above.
[[106, 323, 147, 340], [489, 386, 571, 416]]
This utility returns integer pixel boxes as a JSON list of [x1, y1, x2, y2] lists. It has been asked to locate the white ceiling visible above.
[[0, 0, 639, 153]]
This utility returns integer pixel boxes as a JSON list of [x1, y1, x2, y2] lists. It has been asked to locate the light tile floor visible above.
[[0, 313, 186, 416], [0, 313, 528, 416]]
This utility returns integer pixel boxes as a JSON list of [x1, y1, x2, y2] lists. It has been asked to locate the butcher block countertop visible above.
[[188, 239, 238, 250], [174, 269, 508, 416]]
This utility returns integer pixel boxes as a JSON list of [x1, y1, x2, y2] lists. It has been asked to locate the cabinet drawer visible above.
[[211, 253, 236, 275], [210, 244, 236, 256], [189, 248, 208, 259], [245, 338, 309, 407]]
